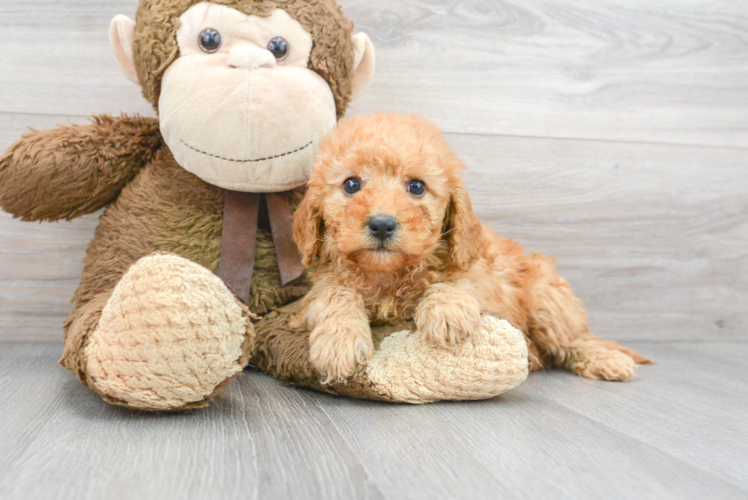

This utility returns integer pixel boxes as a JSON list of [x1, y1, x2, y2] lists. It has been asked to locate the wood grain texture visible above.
[[0, 115, 97, 338], [0, 0, 746, 341], [0, 1, 152, 119], [2, 0, 747, 146], [522, 343, 748, 489], [1, 127, 745, 340], [454, 134, 748, 341], [0, 342, 386, 500], [346, 0, 748, 147], [0, 341, 746, 500]]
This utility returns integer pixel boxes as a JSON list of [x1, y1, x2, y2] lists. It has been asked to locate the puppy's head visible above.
[[293, 111, 483, 273]]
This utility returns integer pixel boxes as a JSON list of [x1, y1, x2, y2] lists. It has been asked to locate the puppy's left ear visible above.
[[445, 181, 484, 270], [293, 188, 324, 267]]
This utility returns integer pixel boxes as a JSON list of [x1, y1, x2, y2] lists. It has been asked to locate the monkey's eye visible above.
[[267, 36, 289, 61], [407, 179, 426, 196], [343, 177, 362, 195], [198, 28, 222, 53]]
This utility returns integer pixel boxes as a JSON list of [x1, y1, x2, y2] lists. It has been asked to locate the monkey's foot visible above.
[[84, 254, 248, 411], [365, 315, 529, 403]]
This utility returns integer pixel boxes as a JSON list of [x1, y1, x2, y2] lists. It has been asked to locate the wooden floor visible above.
[[0, 341, 746, 500], [1, 0, 747, 499]]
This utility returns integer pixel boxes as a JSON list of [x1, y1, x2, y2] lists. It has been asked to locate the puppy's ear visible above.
[[293, 187, 324, 267], [444, 181, 484, 270]]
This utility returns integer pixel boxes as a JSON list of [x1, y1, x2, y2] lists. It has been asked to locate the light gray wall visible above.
[[0, 0, 746, 340]]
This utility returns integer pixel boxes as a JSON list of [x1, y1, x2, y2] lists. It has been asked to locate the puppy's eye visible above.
[[267, 36, 289, 61], [343, 177, 362, 195], [199, 28, 222, 53], [407, 179, 426, 196]]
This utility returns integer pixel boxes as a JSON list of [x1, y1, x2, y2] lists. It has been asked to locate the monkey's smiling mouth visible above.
[[180, 139, 313, 163]]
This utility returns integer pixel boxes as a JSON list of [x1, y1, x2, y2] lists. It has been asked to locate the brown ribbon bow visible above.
[[217, 190, 304, 304]]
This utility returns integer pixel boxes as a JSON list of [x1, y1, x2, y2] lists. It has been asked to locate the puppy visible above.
[[293, 111, 651, 384]]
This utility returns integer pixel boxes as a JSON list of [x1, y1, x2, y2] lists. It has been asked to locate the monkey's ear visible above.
[[350, 33, 375, 100], [109, 15, 139, 85]]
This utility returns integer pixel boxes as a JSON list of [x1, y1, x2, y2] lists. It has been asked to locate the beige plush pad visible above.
[[253, 302, 529, 403]]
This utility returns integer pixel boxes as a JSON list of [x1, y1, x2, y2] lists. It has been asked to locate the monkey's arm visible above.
[[0, 114, 161, 221]]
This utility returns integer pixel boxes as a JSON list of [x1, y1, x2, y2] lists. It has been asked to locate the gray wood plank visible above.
[[0, 281, 77, 339], [0, 1, 152, 119], [346, 0, 748, 148], [1, 1, 746, 147], [0, 342, 385, 500], [0, 114, 99, 338], [2, 341, 746, 500], [0, 342, 71, 474], [522, 342, 748, 491], [316, 373, 747, 499], [454, 134, 748, 342]]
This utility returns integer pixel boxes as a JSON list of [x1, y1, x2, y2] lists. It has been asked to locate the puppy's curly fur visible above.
[[293, 111, 652, 384]]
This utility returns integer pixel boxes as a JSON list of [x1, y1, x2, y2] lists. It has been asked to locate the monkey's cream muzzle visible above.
[[110, 1, 375, 193], [158, 4, 337, 192]]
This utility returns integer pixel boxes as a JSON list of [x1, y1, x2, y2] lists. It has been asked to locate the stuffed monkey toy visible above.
[[0, 0, 529, 411]]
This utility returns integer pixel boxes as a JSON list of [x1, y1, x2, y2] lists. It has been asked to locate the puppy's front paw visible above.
[[309, 321, 373, 384], [415, 291, 481, 349]]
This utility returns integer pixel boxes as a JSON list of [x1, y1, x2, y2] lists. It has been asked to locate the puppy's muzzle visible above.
[[367, 215, 398, 243]]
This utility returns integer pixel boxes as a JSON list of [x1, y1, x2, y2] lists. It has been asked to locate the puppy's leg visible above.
[[524, 254, 651, 381], [415, 281, 482, 348], [304, 284, 373, 384]]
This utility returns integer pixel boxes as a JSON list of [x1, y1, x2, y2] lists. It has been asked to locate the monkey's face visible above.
[[156, 3, 336, 192]]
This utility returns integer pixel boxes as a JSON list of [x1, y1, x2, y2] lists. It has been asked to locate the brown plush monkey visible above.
[[0, 0, 529, 411]]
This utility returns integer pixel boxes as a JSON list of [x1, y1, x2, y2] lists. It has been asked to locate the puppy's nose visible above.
[[368, 216, 398, 242]]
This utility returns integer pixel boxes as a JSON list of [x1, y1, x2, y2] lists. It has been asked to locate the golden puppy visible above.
[[293, 111, 651, 384]]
